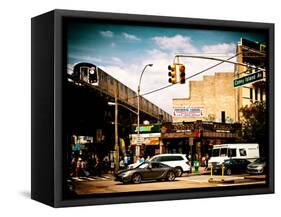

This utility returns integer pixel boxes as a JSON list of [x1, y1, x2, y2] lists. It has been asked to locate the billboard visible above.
[[173, 106, 204, 117], [130, 133, 160, 145]]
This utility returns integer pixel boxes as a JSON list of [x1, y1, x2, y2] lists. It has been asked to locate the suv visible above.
[[150, 154, 190, 176]]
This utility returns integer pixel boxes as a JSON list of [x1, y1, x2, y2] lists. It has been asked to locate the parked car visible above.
[[247, 158, 266, 174], [115, 161, 176, 184], [127, 162, 142, 170], [213, 159, 251, 175], [149, 154, 190, 176]]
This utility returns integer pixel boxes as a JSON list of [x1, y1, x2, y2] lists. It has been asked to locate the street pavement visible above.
[[72, 173, 266, 195]]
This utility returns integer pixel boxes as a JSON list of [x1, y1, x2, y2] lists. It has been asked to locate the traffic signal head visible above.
[[179, 64, 186, 84], [168, 64, 177, 84]]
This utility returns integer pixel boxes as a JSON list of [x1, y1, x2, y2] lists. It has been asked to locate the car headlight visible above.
[[121, 171, 132, 177]]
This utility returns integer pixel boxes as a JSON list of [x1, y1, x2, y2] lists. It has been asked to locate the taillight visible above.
[[186, 161, 190, 166]]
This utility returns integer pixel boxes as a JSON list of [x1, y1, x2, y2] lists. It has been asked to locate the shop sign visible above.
[[134, 125, 161, 133], [173, 106, 204, 117], [130, 133, 160, 145], [72, 143, 81, 151]]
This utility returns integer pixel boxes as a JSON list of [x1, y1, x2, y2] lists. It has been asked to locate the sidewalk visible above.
[[184, 167, 210, 177]]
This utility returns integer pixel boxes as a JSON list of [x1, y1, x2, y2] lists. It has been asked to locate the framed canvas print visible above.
[[31, 9, 274, 207]]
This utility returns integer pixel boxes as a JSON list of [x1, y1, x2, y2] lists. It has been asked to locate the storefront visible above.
[[129, 124, 161, 158], [160, 121, 242, 163]]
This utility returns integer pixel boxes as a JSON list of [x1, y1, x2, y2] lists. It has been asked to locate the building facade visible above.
[[235, 38, 266, 122], [173, 72, 236, 123]]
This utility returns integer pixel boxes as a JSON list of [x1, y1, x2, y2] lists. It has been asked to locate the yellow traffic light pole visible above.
[[173, 54, 266, 73]]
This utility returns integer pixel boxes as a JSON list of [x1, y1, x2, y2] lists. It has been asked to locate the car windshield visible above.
[[150, 156, 160, 162], [254, 158, 265, 164], [138, 162, 150, 169], [224, 160, 231, 164]]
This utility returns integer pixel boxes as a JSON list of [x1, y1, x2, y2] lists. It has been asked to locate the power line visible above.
[[139, 53, 240, 98]]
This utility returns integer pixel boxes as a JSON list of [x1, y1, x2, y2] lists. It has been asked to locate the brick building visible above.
[[173, 72, 236, 123]]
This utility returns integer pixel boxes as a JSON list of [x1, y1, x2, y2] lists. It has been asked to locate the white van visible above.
[[208, 143, 260, 167]]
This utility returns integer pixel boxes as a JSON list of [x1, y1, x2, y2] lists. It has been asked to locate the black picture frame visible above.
[[31, 9, 274, 207]]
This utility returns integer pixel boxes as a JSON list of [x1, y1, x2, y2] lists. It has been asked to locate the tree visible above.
[[239, 101, 267, 157]]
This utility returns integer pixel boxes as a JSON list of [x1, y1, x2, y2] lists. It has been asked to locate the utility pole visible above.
[[114, 81, 119, 173]]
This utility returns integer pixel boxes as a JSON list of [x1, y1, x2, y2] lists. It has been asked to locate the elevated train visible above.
[[69, 62, 172, 122]]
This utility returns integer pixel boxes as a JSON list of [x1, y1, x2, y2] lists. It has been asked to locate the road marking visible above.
[[188, 179, 206, 183]]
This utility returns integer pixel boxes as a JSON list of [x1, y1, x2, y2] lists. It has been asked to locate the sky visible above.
[[67, 21, 266, 114]]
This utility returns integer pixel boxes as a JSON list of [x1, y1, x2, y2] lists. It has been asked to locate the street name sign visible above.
[[234, 71, 263, 87]]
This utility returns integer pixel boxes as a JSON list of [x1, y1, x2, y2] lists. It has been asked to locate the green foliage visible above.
[[239, 101, 267, 156]]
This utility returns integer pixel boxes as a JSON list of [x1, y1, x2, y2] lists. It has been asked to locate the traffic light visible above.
[[179, 64, 186, 84], [168, 64, 177, 84]]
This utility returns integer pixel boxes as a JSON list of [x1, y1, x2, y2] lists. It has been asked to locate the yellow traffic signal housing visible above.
[[179, 64, 186, 84], [168, 64, 177, 84]]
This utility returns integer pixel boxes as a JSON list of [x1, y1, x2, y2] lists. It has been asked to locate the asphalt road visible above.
[[73, 174, 266, 195]]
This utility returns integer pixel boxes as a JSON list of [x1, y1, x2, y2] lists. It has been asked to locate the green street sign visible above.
[[234, 71, 264, 87]]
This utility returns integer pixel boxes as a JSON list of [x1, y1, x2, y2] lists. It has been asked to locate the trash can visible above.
[[194, 160, 199, 174]]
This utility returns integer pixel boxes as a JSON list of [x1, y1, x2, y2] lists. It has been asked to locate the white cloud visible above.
[[100, 64, 139, 91], [122, 32, 141, 41], [69, 55, 103, 64], [152, 35, 198, 53], [100, 30, 114, 38], [100, 48, 187, 114], [97, 39, 238, 114], [202, 43, 236, 55], [111, 57, 123, 64]]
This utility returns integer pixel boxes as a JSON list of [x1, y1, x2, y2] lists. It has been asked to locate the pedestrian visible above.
[[201, 156, 206, 167], [110, 160, 115, 174], [94, 158, 102, 177], [140, 156, 145, 163], [119, 157, 125, 170], [82, 159, 90, 177], [205, 154, 209, 170], [70, 157, 77, 177], [102, 157, 110, 173], [124, 155, 128, 168], [76, 158, 82, 177]]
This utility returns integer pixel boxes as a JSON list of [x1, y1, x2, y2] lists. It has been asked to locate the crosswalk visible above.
[[72, 175, 113, 182]]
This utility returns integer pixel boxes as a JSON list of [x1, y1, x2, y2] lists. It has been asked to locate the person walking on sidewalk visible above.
[[204, 154, 209, 170], [119, 157, 125, 170]]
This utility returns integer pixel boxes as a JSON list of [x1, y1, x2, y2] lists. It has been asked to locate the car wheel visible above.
[[131, 173, 142, 184], [175, 167, 183, 177], [226, 168, 232, 176], [166, 171, 176, 181]]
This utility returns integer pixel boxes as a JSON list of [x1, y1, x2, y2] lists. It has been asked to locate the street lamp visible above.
[[108, 102, 138, 115], [136, 64, 153, 161]]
